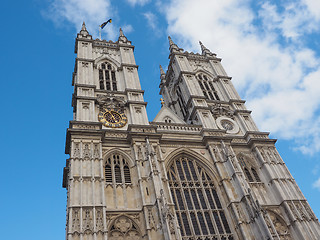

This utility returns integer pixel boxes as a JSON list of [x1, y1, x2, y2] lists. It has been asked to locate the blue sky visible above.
[[1, 0, 320, 239]]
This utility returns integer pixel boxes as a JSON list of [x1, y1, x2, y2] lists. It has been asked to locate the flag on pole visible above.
[[100, 19, 112, 29]]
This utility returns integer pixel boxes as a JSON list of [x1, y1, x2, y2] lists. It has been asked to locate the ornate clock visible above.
[[98, 108, 127, 128]]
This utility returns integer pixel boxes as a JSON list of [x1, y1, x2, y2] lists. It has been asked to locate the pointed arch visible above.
[[195, 71, 220, 101], [94, 55, 121, 69], [265, 210, 291, 239], [164, 148, 219, 181], [195, 69, 215, 79], [166, 150, 234, 238], [237, 152, 261, 183], [104, 149, 133, 185], [104, 148, 134, 167]]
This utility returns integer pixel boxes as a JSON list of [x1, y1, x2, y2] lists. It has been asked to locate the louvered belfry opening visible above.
[[197, 73, 220, 101], [105, 154, 131, 185], [168, 156, 233, 240], [98, 62, 117, 91]]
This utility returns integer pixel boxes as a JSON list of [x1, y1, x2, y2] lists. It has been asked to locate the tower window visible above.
[[105, 154, 131, 185], [176, 86, 188, 118], [168, 156, 233, 238], [98, 62, 117, 91], [197, 73, 220, 101], [251, 168, 261, 182]]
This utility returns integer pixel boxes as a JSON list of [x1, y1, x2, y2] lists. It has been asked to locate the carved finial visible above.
[[78, 21, 91, 39], [118, 27, 130, 44], [119, 27, 124, 37], [168, 36, 179, 52], [82, 22, 87, 31], [168, 36, 174, 46], [199, 40, 216, 56], [199, 41, 209, 54], [159, 65, 166, 86], [160, 65, 165, 75], [160, 98, 165, 107]]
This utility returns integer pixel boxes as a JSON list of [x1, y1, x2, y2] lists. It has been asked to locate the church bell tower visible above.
[[63, 24, 320, 240]]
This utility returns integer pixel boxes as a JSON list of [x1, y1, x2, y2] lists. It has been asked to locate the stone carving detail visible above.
[[82, 62, 89, 68], [147, 207, 156, 230], [211, 103, 234, 119], [302, 201, 315, 220], [127, 67, 134, 72], [96, 208, 104, 232], [83, 143, 91, 158], [93, 144, 100, 159], [233, 203, 244, 222], [295, 202, 308, 220], [73, 143, 80, 158], [108, 216, 141, 240], [72, 208, 80, 232], [159, 189, 175, 235], [265, 210, 291, 240], [96, 94, 125, 110], [83, 208, 93, 232]]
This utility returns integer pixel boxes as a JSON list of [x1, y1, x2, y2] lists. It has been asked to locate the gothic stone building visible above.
[[62, 23, 320, 240]]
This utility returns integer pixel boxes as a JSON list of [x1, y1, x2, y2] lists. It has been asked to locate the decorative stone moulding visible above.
[[216, 116, 239, 134]]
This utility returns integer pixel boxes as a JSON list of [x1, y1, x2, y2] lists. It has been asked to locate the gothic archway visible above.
[[167, 155, 234, 239]]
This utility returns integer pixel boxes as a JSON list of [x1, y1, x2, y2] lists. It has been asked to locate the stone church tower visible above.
[[62, 23, 320, 240]]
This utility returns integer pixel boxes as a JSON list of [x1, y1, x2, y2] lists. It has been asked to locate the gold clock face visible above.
[[98, 108, 127, 128]]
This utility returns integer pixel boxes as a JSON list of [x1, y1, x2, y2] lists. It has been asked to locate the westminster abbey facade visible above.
[[62, 23, 320, 240]]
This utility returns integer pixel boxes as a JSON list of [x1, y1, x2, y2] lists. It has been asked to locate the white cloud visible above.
[[122, 24, 134, 34], [313, 177, 320, 191], [303, 0, 320, 20], [43, 0, 117, 40], [126, 0, 150, 6], [259, 1, 319, 41], [164, 0, 320, 154], [143, 12, 157, 30]]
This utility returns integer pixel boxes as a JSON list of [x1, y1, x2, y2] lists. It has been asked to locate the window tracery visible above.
[[105, 154, 131, 185], [108, 216, 141, 240], [168, 156, 233, 239], [197, 73, 220, 101], [265, 211, 291, 240], [238, 155, 261, 183], [98, 62, 117, 91]]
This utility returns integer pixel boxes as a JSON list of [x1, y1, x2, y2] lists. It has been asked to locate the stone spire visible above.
[[77, 21, 92, 39], [118, 28, 130, 44], [119, 27, 125, 37], [199, 41, 216, 56], [159, 65, 166, 87], [160, 65, 165, 76], [168, 36, 180, 52]]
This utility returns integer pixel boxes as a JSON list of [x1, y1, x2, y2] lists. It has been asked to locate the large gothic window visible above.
[[197, 73, 220, 101], [98, 62, 117, 91], [105, 154, 131, 185], [168, 156, 233, 240]]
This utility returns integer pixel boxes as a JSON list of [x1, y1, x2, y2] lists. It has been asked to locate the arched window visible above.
[[98, 62, 117, 91], [244, 167, 254, 182], [197, 73, 220, 101], [105, 154, 131, 184], [168, 156, 233, 239], [251, 168, 261, 182], [176, 86, 188, 118], [238, 154, 261, 183]]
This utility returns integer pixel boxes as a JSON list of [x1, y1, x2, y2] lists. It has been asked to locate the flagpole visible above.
[[99, 27, 101, 40]]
